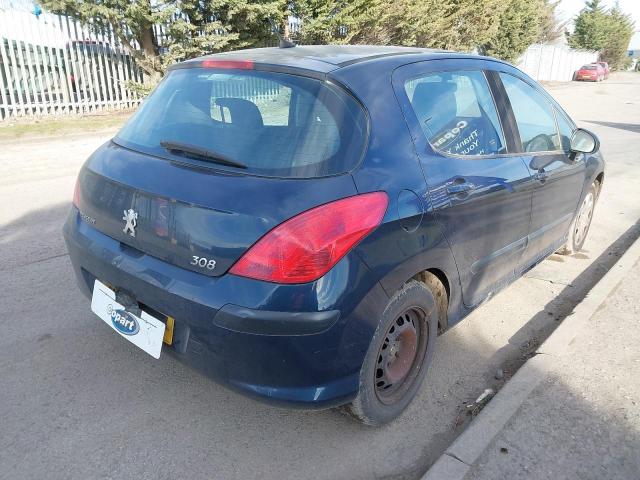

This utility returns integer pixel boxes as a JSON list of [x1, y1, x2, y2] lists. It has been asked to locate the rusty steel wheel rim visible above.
[[375, 307, 428, 405]]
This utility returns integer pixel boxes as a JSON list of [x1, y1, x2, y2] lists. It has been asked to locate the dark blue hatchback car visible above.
[[64, 45, 604, 425]]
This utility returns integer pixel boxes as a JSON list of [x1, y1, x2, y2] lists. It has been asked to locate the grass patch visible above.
[[0, 110, 133, 140]]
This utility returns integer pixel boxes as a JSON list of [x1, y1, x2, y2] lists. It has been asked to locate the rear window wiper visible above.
[[160, 140, 247, 169]]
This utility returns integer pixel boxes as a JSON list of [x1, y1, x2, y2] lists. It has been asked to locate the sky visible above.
[[559, 0, 640, 49]]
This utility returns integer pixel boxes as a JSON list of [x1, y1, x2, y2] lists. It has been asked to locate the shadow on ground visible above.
[[583, 120, 640, 134], [465, 368, 640, 479], [0, 201, 71, 272], [466, 263, 640, 479], [488, 220, 640, 382]]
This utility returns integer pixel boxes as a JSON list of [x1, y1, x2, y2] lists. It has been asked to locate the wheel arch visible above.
[[594, 171, 604, 198], [412, 267, 451, 334]]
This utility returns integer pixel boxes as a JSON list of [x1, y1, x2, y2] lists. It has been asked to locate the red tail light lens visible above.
[[72, 177, 81, 208], [230, 192, 388, 284]]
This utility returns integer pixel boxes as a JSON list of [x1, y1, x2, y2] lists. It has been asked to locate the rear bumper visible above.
[[213, 304, 340, 335], [63, 208, 388, 408]]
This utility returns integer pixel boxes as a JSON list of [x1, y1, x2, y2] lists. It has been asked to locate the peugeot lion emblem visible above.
[[122, 208, 138, 237]]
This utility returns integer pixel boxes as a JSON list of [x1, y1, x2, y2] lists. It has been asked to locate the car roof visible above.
[[176, 45, 461, 75]]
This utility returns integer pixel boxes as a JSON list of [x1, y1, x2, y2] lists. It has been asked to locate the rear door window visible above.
[[499, 73, 561, 153], [115, 68, 368, 178], [404, 70, 506, 156]]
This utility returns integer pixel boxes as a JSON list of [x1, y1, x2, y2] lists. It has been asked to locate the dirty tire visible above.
[[342, 280, 438, 426], [558, 182, 598, 255]]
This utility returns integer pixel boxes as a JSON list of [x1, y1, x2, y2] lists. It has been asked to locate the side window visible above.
[[405, 71, 506, 156], [499, 73, 560, 153], [555, 109, 575, 153]]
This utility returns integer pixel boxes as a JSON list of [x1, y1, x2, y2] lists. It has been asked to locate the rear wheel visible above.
[[559, 182, 598, 255], [342, 280, 439, 426]]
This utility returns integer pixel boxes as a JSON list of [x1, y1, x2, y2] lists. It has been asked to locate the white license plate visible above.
[[91, 279, 166, 359]]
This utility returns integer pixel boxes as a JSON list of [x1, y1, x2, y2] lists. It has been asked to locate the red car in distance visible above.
[[575, 63, 605, 82]]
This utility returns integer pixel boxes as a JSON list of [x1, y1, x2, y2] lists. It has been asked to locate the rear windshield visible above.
[[581, 65, 596, 70], [115, 68, 368, 178]]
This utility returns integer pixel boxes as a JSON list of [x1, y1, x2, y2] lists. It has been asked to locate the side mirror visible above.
[[570, 128, 599, 154]]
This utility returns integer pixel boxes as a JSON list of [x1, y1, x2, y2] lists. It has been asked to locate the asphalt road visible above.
[[1, 72, 639, 480]]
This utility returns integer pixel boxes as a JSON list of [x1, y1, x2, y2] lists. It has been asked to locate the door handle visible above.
[[534, 171, 548, 183], [447, 182, 475, 195]]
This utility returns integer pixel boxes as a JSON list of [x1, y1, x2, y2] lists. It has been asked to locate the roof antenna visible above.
[[268, 18, 296, 48]]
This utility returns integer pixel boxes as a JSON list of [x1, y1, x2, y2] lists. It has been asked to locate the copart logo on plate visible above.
[[107, 304, 140, 335]]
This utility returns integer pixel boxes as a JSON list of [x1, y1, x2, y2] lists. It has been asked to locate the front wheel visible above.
[[342, 280, 439, 426], [559, 183, 598, 255]]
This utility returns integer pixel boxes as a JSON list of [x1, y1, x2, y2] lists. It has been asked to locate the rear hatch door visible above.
[[77, 141, 358, 277]]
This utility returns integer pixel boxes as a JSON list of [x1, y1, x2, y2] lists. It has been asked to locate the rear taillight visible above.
[[229, 192, 388, 284], [73, 177, 81, 208]]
